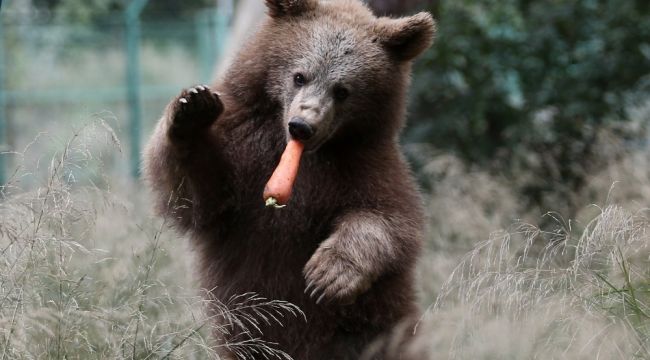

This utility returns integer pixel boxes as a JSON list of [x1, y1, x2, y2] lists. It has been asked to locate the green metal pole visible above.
[[124, 0, 149, 179], [215, 0, 233, 66], [196, 11, 212, 83], [0, 18, 7, 186]]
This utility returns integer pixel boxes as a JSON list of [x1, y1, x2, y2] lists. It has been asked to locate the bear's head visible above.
[[260, 0, 436, 150]]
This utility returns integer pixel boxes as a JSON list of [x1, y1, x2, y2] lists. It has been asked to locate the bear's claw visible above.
[[303, 242, 372, 305], [169, 85, 223, 141]]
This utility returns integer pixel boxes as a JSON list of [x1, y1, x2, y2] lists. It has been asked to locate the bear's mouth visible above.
[[285, 91, 337, 152], [287, 124, 336, 154], [302, 137, 327, 153], [288, 117, 315, 142]]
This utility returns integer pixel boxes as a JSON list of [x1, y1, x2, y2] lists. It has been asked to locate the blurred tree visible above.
[[32, 0, 58, 8], [408, 0, 650, 214], [142, 0, 216, 20], [367, 0, 436, 16], [51, 0, 123, 23], [31, 0, 216, 23]]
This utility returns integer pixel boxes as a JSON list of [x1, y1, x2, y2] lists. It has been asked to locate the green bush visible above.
[[409, 0, 650, 212], [31, 0, 216, 23]]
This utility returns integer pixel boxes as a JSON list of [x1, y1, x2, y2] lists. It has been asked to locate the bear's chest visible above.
[[215, 112, 366, 248], [222, 125, 352, 212]]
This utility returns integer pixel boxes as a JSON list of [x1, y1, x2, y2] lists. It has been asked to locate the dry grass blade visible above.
[[0, 120, 303, 360], [414, 204, 650, 359]]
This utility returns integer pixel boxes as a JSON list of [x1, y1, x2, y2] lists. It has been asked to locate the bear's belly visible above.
[[190, 206, 417, 358], [195, 219, 326, 302]]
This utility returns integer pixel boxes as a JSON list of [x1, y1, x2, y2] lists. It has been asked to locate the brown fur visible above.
[[143, 1, 435, 358]]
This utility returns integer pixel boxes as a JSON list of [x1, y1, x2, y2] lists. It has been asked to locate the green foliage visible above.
[[409, 0, 650, 211], [49, 0, 123, 24], [32, 0, 216, 24]]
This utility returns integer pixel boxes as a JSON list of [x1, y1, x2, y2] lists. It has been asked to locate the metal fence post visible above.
[[0, 18, 7, 186], [215, 0, 233, 67], [125, 0, 149, 179], [196, 11, 213, 83]]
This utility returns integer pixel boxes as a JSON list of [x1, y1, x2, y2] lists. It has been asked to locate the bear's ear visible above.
[[374, 12, 436, 61], [265, 0, 317, 18]]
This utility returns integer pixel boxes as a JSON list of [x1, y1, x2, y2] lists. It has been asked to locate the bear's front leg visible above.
[[303, 211, 413, 305], [168, 85, 223, 145], [143, 85, 228, 232]]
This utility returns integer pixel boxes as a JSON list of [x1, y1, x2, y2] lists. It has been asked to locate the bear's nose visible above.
[[288, 117, 314, 141]]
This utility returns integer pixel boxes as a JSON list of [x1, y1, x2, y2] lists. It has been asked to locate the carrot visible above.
[[263, 139, 304, 208]]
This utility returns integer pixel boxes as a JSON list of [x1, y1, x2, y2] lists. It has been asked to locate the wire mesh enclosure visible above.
[[0, 4, 232, 184]]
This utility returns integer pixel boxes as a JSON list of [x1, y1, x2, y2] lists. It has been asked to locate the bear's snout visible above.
[[288, 117, 315, 141]]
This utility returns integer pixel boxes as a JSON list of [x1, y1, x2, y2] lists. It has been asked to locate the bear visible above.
[[143, 0, 435, 358]]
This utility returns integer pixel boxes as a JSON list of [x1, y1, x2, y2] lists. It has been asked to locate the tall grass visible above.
[[409, 125, 650, 359], [421, 204, 649, 357], [0, 121, 302, 359], [2, 109, 649, 358]]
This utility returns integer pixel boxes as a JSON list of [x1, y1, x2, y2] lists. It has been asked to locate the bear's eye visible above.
[[333, 85, 350, 102], [293, 73, 307, 87]]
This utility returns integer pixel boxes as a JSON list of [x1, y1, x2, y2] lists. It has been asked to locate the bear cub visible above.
[[143, 0, 435, 358]]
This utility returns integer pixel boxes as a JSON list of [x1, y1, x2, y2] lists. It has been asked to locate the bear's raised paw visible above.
[[304, 243, 372, 306], [168, 85, 224, 141]]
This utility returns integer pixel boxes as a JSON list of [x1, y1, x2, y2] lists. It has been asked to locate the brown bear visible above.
[[143, 0, 435, 358]]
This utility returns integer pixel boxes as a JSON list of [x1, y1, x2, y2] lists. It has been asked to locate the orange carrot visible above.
[[263, 139, 304, 208]]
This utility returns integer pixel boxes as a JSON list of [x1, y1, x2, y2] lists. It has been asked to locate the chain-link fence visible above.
[[0, 4, 232, 184]]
